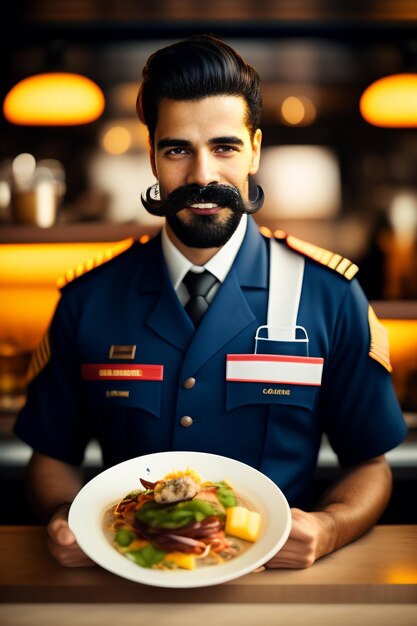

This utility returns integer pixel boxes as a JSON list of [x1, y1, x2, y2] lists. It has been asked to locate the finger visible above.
[[267, 545, 317, 569], [266, 549, 301, 565], [56, 524, 76, 546], [48, 517, 75, 546], [47, 537, 96, 568], [265, 559, 303, 569]]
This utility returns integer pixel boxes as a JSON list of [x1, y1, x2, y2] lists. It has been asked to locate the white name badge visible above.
[[226, 354, 324, 386]]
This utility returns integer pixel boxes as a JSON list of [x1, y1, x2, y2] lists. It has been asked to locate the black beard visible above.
[[141, 183, 264, 217], [167, 210, 242, 248]]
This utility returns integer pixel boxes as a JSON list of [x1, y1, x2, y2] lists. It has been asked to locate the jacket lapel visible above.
[[141, 219, 268, 365], [141, 236, 194, 351], [180, 218, 268, 375]]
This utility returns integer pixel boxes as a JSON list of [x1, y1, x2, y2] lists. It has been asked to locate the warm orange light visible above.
[[102, 125, 132, 155], [382, 319, 417, 408], [384, 566, 417, 584], [280, 96, 316, 126], [383, 319, 417, 364], [3, 72, 105, 126], [360, 73, 417, 127], [0, 238, 139, 397], [0, 240, 133, 353]]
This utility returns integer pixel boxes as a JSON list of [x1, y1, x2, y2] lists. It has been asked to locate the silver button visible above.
[[180, 415, 193, 428], [183, 377, 196, 389]]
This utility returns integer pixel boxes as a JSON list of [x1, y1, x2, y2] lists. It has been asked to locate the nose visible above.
[[186, 151, 220, 187]]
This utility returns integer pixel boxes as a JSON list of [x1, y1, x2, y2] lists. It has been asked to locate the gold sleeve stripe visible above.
[[286, 235, 359, 280], [27, 333, 51, 382], [368, 306, 392, 372]]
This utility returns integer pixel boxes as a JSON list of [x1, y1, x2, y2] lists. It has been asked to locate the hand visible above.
[[265, 507, 334, 569], [46, 504, 96, 568]]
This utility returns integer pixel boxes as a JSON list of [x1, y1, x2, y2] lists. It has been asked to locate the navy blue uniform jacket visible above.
[[14, 217, 407, 509]]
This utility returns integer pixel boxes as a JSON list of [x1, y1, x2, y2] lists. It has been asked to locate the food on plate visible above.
[[153, 474, 201, 504], [225, 506, 262, 542], [103, 468, 262, 571]]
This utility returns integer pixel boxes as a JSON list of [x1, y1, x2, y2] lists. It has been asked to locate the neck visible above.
[[165, 223, 222, 266]]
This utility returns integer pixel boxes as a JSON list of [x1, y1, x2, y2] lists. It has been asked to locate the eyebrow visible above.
[[157, 138, 190, 150], [209, 136, 245, 146], [157, 136, 245, 150]]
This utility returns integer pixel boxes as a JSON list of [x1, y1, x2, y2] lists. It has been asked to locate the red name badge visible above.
[[81, 364, 164, 381], [226, 354, 323, 386]]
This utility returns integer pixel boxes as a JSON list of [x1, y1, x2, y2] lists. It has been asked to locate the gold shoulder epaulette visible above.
[[284, 234, 359, 280], [56, 237, 135, 289]]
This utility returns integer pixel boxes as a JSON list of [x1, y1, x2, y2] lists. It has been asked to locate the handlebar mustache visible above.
[[141, 183, 264, 216]]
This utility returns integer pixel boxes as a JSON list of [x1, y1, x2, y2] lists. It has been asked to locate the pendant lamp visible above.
[[3, 72, 105, 126], [360, 73, 417, 128]]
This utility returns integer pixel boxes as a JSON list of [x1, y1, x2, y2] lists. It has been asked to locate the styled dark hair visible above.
[[137, 34, 262, 143]]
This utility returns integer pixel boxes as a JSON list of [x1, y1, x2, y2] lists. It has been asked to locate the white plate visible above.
[[68, 451, 291, 588]]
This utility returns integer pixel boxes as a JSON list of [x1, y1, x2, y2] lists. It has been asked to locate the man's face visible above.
[[150, 95, 262, 248]]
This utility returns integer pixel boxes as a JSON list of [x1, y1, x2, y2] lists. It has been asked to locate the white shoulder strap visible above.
[[267, 237, 305, 340]]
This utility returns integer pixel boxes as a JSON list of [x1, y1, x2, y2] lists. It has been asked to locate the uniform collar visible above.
[[142, 216, 268, 355], [161, 214, 248, 292]]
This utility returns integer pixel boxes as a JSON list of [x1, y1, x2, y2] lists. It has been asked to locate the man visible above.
[[14, 34, 407, 569]]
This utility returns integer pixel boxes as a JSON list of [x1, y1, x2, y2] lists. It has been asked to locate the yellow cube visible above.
[[225, 506, 262, 542], [164, 552, 196, 570]]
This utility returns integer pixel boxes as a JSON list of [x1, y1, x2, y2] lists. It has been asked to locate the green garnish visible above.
[[136, 498, 223, 529], [115, 528, 136, 547], [126, 544, 167, 568], [214, 481, 238, 508]]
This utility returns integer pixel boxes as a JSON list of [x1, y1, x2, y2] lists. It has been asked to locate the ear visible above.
[[148, 135, 158, 178], [249, 128, 262, 176]]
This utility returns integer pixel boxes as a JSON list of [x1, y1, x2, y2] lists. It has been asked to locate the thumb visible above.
[[47, 505, 76, 546]]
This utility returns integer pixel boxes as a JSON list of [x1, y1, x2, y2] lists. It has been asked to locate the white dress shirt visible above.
[[161, 214, 248, 306]]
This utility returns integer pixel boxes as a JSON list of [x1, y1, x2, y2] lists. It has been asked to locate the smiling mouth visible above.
[[190, 203, 219, 209], [187, 203, 222, 215]]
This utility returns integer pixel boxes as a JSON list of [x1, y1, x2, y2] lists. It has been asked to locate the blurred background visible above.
[[0, 0, 416, 522]]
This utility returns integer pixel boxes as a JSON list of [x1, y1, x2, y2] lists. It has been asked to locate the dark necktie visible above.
[[183, 270, 219, 327]]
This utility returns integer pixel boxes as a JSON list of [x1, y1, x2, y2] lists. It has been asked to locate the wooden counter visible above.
[[1, 525, 416, 626], [0, 525, 416, 604]]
